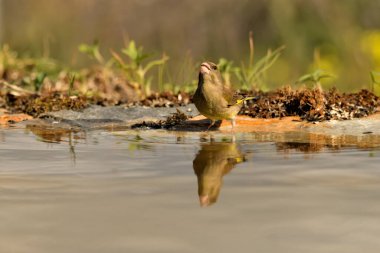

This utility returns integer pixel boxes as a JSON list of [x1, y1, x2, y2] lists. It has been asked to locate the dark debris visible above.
[[4, 92, 88, 117], [240, 87, 379, 121], [131, 109, 189, 129]]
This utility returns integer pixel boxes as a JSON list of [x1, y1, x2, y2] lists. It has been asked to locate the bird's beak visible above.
[[199, 195, 211, 207], [200, 63, 211, 75]]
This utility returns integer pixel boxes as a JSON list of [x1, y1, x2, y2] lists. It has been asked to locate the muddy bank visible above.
[[1, 86, 379, 137], [8, 103, 377, 143], [24, 104, 198, 130], [2, 87, 379, 121]]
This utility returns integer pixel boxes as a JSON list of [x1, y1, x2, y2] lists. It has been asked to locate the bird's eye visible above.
[[211, 65, 217, 70]]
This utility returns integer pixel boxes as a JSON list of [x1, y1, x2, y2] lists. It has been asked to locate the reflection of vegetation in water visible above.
[[25, 125, 86, 165], [127, 142, 152, 152], [276, 142, 332, 158], [127, 135, 153, 152], [275, 133, 380, 157], [25, 125, 80, 144], [68, 131, 76, 166], [193, 141, 246, 207]]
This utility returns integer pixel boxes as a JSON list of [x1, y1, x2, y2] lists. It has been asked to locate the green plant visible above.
[[164, 52, 197, 93], [1, 44, 60, 95], [370, 71, 380, 94], [218, 32, 285, 90], [296, 69, 335, 89], [1, 44, 58, 78], [33, 72, 47, 92], [217, 58, 234, 87], [215, 33, 284, 91], [0, 45, 18, 75], [68, 73, 76, 96], [78, 40, 105, 65], [111, 40, 169, 96], [234, 32, 285, 90]]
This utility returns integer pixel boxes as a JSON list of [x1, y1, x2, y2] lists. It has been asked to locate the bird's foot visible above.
[[206, 120, 216, 131]]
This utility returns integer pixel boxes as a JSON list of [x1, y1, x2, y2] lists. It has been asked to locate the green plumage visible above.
[[193, 62, 253, 129]]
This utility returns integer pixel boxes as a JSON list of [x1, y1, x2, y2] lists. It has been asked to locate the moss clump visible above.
[[131, 109, 189, 129], [4, 92, 88, 117], [241, 87, 380, 121]]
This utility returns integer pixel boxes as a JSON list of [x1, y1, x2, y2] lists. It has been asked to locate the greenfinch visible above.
[[193, 61, 253, 129]]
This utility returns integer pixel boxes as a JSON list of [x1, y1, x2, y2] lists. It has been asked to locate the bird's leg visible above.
[[229, 118, 237, 140], [231, 117, 236, 129], [206, 120, 216, 131]]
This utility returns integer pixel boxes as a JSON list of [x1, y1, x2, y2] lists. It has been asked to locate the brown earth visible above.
[[1, 85, 379, 125]]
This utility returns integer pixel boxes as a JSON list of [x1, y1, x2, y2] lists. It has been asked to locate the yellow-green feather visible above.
[[236, 96, 256, 105]]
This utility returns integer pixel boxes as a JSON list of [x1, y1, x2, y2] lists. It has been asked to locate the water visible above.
[[1, 126, 380, 253]]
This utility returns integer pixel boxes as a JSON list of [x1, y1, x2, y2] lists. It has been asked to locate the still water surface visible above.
[[1, 126, 380, 253]]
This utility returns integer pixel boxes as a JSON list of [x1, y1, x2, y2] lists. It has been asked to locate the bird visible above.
[[193, 61, 254, 130], [193, 141, 245, 207]]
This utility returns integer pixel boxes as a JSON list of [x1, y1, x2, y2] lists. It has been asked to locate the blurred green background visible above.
[[1, 0, 380, 92]]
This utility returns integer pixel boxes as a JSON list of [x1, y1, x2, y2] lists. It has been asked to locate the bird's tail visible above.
[[236, 96, 259, 105]]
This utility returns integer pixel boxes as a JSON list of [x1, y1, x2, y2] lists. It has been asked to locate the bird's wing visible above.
[[223, 86, 242, 107]]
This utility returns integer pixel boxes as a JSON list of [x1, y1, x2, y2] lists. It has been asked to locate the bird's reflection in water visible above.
[[193, 139, 246, 207]]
